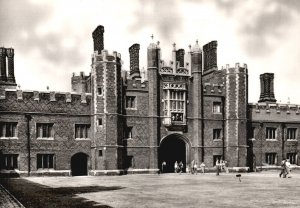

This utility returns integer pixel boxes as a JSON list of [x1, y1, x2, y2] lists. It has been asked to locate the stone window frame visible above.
[[0, 154, 18, 170], [37, 154, 55, 169], [287, 128, 297, 141], [213, 129, 222, 140], [265, 153, 277, 165], [124, 126, 133, 140], [74, 124, 91, 140], [36, 123, 54, 140], [212, 102, 222, 114], [0, 122, 18, 139], [213, 155, 222, 167], [125, 96, 137, 109], [163, 89, 186, 125], [286, 153, 297, 165], [97, 87, 103, 96], [265, 127, 277, 140]]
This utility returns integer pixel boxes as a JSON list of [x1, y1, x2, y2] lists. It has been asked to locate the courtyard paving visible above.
[[2, 171, 300, 208]]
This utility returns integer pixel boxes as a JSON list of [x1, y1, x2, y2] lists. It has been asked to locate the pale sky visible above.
[[0, 0, 299, 103]]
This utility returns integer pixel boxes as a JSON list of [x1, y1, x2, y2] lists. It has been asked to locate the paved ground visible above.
[[22, 171, 300, 208], [1, 171, 300, 208], [0, 184, 24, 208]]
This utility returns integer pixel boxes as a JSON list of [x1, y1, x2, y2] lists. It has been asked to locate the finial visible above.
[[18, 84, 21, 89], [196, 39, 198, 44], [157, 41, 160, 46], [189, 44, 191, 49], [151, 34, 154, 41], [46, 86, 49, 91], [173, 42, 176, 48]]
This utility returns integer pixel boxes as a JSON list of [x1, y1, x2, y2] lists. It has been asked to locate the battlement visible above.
[[203, 82, 224, 95], [92, 50, 122, 63], [223, 63, 248, 74], [0, 89, 91, 104], [249, 102, 300, 115]]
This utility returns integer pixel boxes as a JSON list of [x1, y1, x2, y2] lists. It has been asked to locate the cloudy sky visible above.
[[0, 0, 299, 103]]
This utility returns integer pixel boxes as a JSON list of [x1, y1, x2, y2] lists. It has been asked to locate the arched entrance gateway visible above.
[[71, 153, 88, 176], [159, 134, 191, 173]]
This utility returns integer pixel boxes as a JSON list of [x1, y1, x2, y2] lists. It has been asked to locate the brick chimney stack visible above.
[[258, 73, 276, 103], [0, 47, 7, 81], [203, 41, 218, 73], [129, 43, 141, 79], [6, 48, 15, 83], [92, 25, 104, 53], [176, 49, 185, 67]]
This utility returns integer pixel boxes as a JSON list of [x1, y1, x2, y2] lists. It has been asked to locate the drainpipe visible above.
[[281, 123, 285, 162], [25, 114, 32, 176], [221, 96, 225, 160]]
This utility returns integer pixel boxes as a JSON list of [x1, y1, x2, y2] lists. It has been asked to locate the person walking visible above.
[[191, 160, 195, 174], [174, 161, 178, 173], [162, 161, 166, 174], [193, 162, 198, 174], [179, 161, 183, 173], [285, 159, 292, 178], [279, 159, 286, 178], [216, 159, 220, 176], [200, 162, 205, 174], [224, 160, 229, 174]]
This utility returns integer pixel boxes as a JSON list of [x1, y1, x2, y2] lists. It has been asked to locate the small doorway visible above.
[[71, 153, 88, 176]]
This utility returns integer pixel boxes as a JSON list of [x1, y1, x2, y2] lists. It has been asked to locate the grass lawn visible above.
[[1, 172, 300, 208]]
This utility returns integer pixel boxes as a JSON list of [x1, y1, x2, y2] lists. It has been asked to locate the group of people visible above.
[[279, 158, 292, 178], [174, 161, 184, 173], [215, 159, 229, 176], [161, 160, 206, 174]]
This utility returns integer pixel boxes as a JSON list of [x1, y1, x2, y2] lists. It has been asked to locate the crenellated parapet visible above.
[[0, 89, 91, 114], [249, 102, 300, 115], [92, 49, 122, 64], [223, 63, 248, 74]]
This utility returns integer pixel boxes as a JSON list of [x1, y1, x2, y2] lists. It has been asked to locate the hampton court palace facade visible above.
[[1, 25, 300, 176]]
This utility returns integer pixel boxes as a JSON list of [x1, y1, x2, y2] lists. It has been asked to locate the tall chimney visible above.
[[258, 73, 276, 103], [176, 49, 185, 67], [6, 48, 15, 83], [203, 41, 217, 72], [129, 43, 141, 79], [0, 47, 7, 81], [92, 25, 104, 53]]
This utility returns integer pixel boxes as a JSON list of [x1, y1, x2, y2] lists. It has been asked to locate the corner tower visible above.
[[225, 63, 248, 167], [90, 25, 123, 174]]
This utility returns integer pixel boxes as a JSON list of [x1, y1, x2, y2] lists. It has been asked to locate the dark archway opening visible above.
[[159, 136, 186, 173], [71, 153, 88, 176]]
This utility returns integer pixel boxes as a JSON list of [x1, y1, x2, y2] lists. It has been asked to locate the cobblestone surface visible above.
[[0, 184, 24, 208]]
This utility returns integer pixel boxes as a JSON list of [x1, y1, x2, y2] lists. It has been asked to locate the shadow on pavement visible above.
[[0, 178, 123, 208]]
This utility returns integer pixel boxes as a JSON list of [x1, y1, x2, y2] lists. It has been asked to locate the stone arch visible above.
[[159, 134, 191, 173], [71, 152, 88, 176]]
